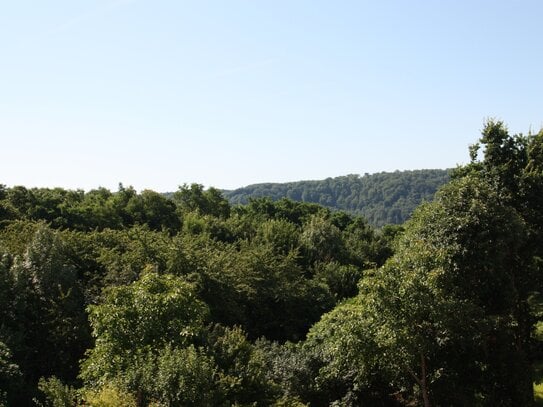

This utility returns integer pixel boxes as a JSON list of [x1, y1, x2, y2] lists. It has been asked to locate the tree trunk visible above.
[[137, 389, 143, 407], [420, 353, 431, 407]]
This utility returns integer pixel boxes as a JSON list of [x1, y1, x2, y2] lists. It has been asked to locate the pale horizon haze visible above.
[[1, 1, 542, 191]]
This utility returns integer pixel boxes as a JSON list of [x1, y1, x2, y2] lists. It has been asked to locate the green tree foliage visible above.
[[204, 324, 279, 405], [91, 226, 172, 287], [80, 271, 208, 389], [255, 340, 323, 406], [297, 120, 543, 406], [1, 121, 540, 406], [300, 175, 533, 406], [0, 341, 22, 406], [35, 376, 79, 407], [0, 184, 180, 233], [82, 383, 137, 407], [304, 299, 389, 406], [0, 163, 399, 404], [300, 214, 344, 265], [256, 218, 300, 255], [174, 239, 335, 341], [362, 175, 531, 405], [137, 344, 221, 406], [0, 225, 90, 406], [461, 120, 543, 360], [125, 190, 181, 233], [313, 262, 364, 301], [172, 183, 230, 219], [224, 170, 450, 227], [80, 271, 284, 405]]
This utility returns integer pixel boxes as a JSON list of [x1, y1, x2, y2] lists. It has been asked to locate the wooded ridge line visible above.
[[222, 169, 451, 226]]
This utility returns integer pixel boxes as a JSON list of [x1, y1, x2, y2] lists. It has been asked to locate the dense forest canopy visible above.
[[223, 169, 450, 227], [0, 121, 542, 406]]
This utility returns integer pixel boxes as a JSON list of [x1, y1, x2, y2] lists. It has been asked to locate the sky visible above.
[[1, 1, 542, 191]]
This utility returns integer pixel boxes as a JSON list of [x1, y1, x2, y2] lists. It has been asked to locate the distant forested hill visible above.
[[224, 169, 451, 226]]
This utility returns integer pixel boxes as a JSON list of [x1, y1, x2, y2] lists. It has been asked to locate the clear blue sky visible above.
[[1, 1, 542, 191]]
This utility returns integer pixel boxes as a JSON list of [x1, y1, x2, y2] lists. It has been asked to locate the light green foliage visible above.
[[300, 214, 344, 264], [149, 345, 220, 406], [14, 225, 79, 299], [256, 218, 300, 255], [535, 383, 543, 406], [35, 376, 79, 407], [205, 325, 278, 404], [273, 397, 309, 406], [81, 272, 208, 388], [82, 382, 137, 407], [305, 300, 385, 405], [0, 219, 44, 255], [535, 361, 543, 406]]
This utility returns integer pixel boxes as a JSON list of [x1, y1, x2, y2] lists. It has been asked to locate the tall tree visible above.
[[306, 174, 534, 405], [464, 120, 543, 365]]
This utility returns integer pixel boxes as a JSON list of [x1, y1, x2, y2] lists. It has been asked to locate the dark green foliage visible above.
[[224, 170, 450, 227], [287, 122, 541, 406], [313, 262, 364, 301], [178, 239, 335, 341], [35, 376, 79, 407], [256, 218, 300, 255], [126, 189, 181, 233], [0, 225, 90, 406], [173, 183, 230, 219], [0, 184, 180, 233], [304, 299, 395, 406], [297, 175, 533, 406], [460, 121, 543, 366], [364, 175, 531, 405], [203, 325, 279, 405], [233, 196, 325, 226], [0, 341, 22, 406], [256, 340, 324, 405], [14, 124, 543, 405], [91, 226, 172, 287], [0, 178, 392, 404]]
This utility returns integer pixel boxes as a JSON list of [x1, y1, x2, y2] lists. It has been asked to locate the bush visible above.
[[35, 377, 79, 407], [83, 383, 137, 407]]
